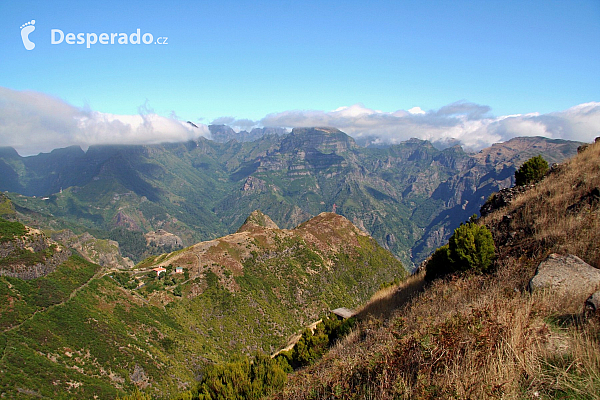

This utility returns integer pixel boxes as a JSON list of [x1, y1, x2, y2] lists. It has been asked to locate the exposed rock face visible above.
[[529, 254, 600, 302], [145, 229, 183, 248], [112, 211, 141, 230], [577, 137, 600, 153], [52, 230, 133, 268], [0, 227, 71, 279], [209, 125, 288, 143], [480, 184, 534, 217], [241, 176, 268, 194]]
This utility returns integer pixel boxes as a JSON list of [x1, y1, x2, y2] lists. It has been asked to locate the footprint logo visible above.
[[20, 20, 36, 50]]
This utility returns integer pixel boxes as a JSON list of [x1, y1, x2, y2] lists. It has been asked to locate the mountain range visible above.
[[0, 128, 582, 268]]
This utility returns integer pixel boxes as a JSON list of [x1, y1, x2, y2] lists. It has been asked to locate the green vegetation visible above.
[[159, 314, 354, 400], [515, 155, 549, 186], [109, 227, 148, 261], [0, 195, 15, 215], [0, 254, 100, 330], [276, 313, 356, 370], [426, 217, 495, 280], [4, 211, 406, 398], [0, 217, 26, 243], [111, 271, 139, 289], [172, 352, 286, 400]]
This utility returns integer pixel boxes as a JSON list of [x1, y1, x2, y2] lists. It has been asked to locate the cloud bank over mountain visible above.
[[0, 87, 208, 155], [259, 102, 600, 150], [1, 86, 598, 155]]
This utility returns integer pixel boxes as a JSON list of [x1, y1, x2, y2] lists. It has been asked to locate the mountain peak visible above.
[[237, 210, 280, 232], [283, 127, 358, 153]]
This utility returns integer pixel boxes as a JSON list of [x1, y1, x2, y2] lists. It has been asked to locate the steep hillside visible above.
[[0, 216, 69, 280], [0, 211, 405, 399], [0, 131, 581, 268], [0, 193, 133, 270], [273, 139, 600, 399]]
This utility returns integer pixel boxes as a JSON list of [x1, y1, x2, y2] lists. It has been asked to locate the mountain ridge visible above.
[[0, 130, 583, 268]]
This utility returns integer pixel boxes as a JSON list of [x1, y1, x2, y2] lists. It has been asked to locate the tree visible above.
[[448, 222, 496, 274], [424, 244, 451, 281], [426, 220, 495, 280], [515, 155, 548, 186]]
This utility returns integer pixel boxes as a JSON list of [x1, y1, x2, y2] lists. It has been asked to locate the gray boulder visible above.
[[529, 254, 600, 300]]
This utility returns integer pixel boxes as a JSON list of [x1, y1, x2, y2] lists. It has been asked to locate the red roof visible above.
[[152, 267, 166, 272]]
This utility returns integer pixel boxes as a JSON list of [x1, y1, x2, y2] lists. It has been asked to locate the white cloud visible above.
[[0, 87, 209, 156], [1, 86, 598, 155], [408, 107, 425, 115], [210, 116, 258, 131], [259, 101, 600, 150]]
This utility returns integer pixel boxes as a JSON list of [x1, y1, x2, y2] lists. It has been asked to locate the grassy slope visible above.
[[273, 141, 600, 400]]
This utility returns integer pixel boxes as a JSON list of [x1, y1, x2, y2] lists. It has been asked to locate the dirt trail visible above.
[[1, 268, 105, 335]]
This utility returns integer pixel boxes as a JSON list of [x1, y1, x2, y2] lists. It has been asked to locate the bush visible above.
[[0, 218, 26, 243], [182, 352, 286, 400], [515, 155, 548, 186], [426, 221, 495, 280], [424, 244, 451, 281], [276, 313, 356, 370]]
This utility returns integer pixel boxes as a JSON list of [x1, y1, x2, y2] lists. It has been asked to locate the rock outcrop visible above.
[[529, 254, 600, 302], [585, 290, 600, 313], [53, 229, 134, 269], [145, 229, 183, 248], [0, 226, 71, 279], [479, 185, 533, 217]]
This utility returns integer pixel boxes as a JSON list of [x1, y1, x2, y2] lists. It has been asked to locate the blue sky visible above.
[[1, 0, 599, 154]]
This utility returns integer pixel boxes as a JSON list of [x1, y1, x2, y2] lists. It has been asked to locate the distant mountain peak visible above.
[[237, 210, 280, 232], [283, 127, 358, 153], [208, 125, 288, 143]]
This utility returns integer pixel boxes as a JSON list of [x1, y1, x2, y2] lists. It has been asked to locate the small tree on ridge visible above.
[[515, 155, 548, 186]]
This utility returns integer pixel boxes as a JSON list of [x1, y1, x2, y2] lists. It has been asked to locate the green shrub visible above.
[[184, 352, 286, 400], [424, 244, 451, 281], [118, 389, 153, 400], [0, 218, 26, 243], [276, 313, 356, 370], [426, 221, 495, 280], [515, 155, 548, 186]]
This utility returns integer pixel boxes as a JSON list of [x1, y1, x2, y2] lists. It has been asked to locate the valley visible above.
[[0, 128, 581, 269]]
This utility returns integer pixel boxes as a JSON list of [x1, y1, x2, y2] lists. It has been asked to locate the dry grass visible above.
[[271, 141, 600, 400], [354, 271, 426, 321], [483, 139, 600, 268], [275, 264, 600, 399]]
